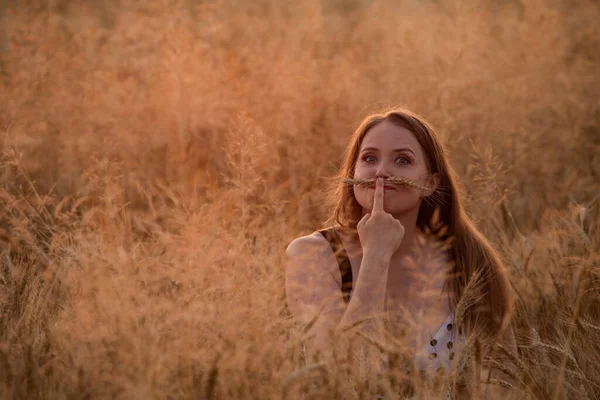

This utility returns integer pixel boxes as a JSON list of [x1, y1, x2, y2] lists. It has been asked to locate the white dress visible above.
[[412, 310, 465, 374], [347, 288, 466, 376]]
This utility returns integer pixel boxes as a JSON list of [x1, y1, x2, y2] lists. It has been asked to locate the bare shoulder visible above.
[[285, 231, 340, 281], [286, 231, 331, 257]]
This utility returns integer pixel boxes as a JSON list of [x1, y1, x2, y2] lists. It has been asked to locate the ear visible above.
[[424, 172, 440, 197]]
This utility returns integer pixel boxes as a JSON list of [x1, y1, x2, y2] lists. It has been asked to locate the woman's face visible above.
[[353, 120, 438, 216]]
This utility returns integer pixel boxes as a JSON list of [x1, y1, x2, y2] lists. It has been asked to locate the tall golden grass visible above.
[[0, 0, 598, 398]]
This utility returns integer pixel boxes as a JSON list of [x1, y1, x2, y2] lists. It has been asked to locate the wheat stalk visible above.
[[485, 378, 515, 389], [342, 177, 431, 192], [453, 269, 488, 333]]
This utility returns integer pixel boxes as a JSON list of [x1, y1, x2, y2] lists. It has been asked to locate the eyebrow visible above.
[[360, 147, 416, 156]]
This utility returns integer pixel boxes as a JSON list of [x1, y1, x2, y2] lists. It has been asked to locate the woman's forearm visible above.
[[336, 250, 391, 335]]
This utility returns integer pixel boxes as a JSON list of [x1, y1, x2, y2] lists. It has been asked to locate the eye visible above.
[[363, 155, 377, 163], [396, 156, 410, 165]]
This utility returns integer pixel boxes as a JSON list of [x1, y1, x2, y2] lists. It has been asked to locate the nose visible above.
[[375, 163, 392, 180]]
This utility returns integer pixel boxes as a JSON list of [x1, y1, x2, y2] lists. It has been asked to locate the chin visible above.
[[355, 193, 421, 215]]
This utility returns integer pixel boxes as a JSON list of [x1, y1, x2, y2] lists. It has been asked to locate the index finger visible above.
[[373, 177, 384, 212]]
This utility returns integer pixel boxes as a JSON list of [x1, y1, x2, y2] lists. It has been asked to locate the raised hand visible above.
[[356, 177, 406, 260]]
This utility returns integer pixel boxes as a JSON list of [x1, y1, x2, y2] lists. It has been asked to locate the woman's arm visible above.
[[284, 233, 346, 353], [337, 248, 390, 334]]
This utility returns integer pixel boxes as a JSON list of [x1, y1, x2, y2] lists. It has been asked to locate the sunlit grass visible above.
[[0, 0, 599, 398]]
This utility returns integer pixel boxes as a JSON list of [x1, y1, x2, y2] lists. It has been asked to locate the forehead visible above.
[[359, 120, 423, 155]]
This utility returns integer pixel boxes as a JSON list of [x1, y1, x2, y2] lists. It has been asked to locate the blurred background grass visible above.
[[0, 0, 598, 398]]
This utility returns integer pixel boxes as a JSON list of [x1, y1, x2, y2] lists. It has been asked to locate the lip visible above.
[[369, 185, 396, 190]]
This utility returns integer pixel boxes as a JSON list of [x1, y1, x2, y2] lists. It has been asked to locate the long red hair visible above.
[[322, 108, 513, 337]]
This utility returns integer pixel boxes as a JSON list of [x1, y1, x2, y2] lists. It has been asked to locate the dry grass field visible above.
[[0, 0, 599, 398]]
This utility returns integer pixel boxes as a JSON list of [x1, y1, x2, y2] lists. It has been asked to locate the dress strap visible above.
[[318, 228, 353, 305]]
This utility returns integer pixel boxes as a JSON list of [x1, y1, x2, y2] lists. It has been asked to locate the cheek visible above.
[[352, 166, 363, 178], [353, 186, 371, 208], [353, 163, 374, 178], [395, 164, 422, 179]]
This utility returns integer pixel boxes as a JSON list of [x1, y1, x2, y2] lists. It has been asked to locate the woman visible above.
[[284, 108, 517, 393]]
